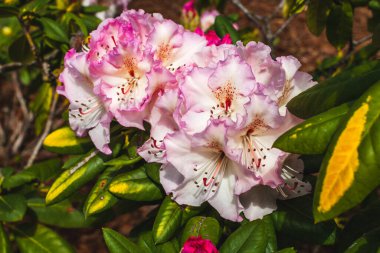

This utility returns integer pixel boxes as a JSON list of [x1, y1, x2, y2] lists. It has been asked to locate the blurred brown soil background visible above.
[[0, 0, 372, 252]]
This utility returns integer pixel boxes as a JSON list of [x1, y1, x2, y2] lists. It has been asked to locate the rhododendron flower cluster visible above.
[[59, 9, 315, 222]]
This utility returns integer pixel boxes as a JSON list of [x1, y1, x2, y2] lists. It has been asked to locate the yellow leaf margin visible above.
[[318, 99, 370, 213]]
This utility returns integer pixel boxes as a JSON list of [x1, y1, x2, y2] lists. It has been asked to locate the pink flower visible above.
[[182, 236, 218, 253], [195, 28, 232, 46], [161, 122, 259, 222], [178, 54, 257, 134], [183, 0, 196, 14], [200, 10, 220, 31], [147, 20, 207, 70], [58, 49, 112, 154]]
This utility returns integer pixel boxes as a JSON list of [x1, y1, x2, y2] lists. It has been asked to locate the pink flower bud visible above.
[[182, 236, 219, 253]]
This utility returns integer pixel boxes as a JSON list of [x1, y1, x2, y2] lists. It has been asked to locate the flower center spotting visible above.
[[69, 98, 104, 127], [210, 81, 236, 119], [115, 56, 140, 105], [158, 43, 172, 63], [242, 117, 271, 172], [192, 152, 227, 197]]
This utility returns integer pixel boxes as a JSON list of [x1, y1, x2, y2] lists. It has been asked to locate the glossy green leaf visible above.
[[102, 228, 143, 253], [157, 239, 179, 253], [104, 155, 142, 167], [109, 167, 164, 201], [338, 200, 380, 251], [27, 198, 93, 228], [46, 151, 106, 205], [181, 216, 221, 246], [138, 231, 158, 253], [272, 196, 337, 245], [83, 166, 120, 217], [181, 204, 207, 226], [344, 227, 380, 253], [306, 0, 332, 35], [0, 5, 19, 17], [8, 35, 34, 63], [153, 196, 182, 244], [0, 223, 11, 253], [2, 159, 61, 189], [220, 215, 277, 253], [274, 103, 350, 154], [38, 17, 69, 43], [313, 80, 380, 222], [287, 61, 380, 118], [144, 163, 161, 184], [0, 194, 27, 222], [214, 15, 240, 43], [14, 224, 75, 253], [138, 232, 179, 253], [43, 126, 92, 155], [326, 1, 353, 48]]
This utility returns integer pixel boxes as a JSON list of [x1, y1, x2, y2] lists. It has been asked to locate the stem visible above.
[[231, 0, 269, 43]]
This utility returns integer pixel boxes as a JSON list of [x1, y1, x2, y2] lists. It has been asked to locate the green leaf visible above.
[[313, 80, 380, 222], [32, 83, 53, 135], [0, 194, 27, 222], [27, 198, 93, 228], [144, 163, 161, 184], [344, 227, 380, 253], [82, 5, 108, 13], [8, 35, 34, 63], [214, 15, 240, 43], [104, 155, 142, 166], [326, 1, 353, 48], [156, 239, 179, 253], [45, 151, 106, 205], [306, 0, 332, 35], [181, 216, 221, 246], [109, 167, 164, 201], [287, 61, 380, 118], [276, 248, 297, 253], [63, 12, 88, 36], [138, 231, 158, 253], [0, 4, 19, 17], [21, 0, 50, 14], [220, 215, 277, 253], [43, 126, 92, 155], [272, 196, 337, 245], [181, 204, 206, 226], [2, 159, 61, 189], [14, 224, 75, 253], [338, 200, 380, 251], [282, 0, 306, 17], [153, 196, 183, 244], [102, 228, 143, 253], [79, 14, 102, 33], [0, 223, 11, 253], [38, 17, 69, 43], [83, 166, 120, 217], [274, 103, 350, 154]]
